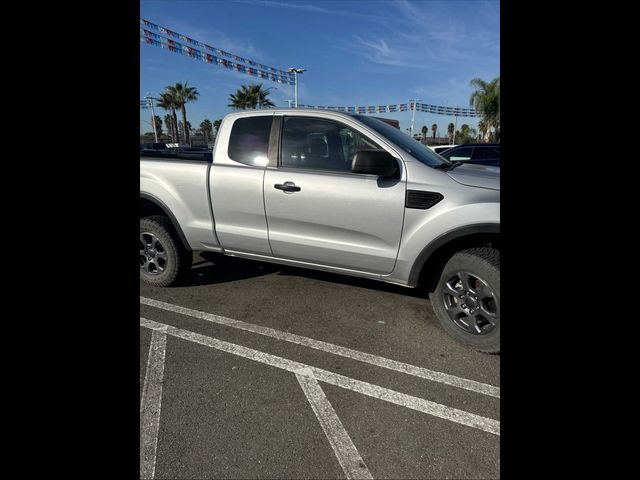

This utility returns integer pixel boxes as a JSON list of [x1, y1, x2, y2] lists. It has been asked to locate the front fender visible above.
[[389, 201, 500, 286]]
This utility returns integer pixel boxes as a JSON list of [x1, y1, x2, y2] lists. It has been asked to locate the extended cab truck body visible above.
[[140, 109, 500, 352]]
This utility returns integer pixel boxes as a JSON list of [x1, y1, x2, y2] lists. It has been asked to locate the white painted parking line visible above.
[[140, 317, 500, 436], [140, 296, 500, 398], [296, 368, 373, 480], [140, 328, 168, 480]]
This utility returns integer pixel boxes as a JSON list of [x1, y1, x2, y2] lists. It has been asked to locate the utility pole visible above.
[[410, 99, 421, 138], [287, 68, 306, 108], [452, 105, 458, 144]]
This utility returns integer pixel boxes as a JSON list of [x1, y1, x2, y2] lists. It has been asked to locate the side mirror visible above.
[[352, 149, 398, 177]]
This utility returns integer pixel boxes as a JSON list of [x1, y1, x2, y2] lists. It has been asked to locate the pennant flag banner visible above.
[[297, 102, 479, 117], [141, 29, 295, 85], [140, 18, 293, 79]]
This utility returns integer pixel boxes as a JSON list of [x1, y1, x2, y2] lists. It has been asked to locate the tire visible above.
[[429, 247, 500, 353], [140, 215, 192, 287]]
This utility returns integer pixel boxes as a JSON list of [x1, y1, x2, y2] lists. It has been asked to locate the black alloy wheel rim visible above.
[[442, 271, 499, 335], [140, 232, 168, 275]]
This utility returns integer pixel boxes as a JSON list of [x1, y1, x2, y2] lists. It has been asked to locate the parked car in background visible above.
[[430, 145, 457, 154], [140, 143, 171, 156], [140, 144, 212, 161], [438, 144, 500, 167]]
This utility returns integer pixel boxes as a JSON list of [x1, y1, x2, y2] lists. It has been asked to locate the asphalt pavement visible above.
[[140, 252, 500, 479]]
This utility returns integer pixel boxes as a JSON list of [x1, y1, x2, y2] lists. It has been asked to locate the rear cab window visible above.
[[227, 116, 274, 167]]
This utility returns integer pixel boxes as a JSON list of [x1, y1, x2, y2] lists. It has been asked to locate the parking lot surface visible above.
[[140, 252, 500, 479]]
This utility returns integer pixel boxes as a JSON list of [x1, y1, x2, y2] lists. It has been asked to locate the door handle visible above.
[[274, 182, 301, 193]]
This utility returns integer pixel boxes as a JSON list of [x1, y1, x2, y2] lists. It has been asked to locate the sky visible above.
[[140, 0, 499, 136]]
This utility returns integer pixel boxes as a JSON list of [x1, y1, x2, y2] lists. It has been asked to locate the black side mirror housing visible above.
[[351, 149, 398, 178]]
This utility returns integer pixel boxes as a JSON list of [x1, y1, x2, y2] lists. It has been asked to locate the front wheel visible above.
[[429, 247, 500, 353], [140, 215, 192, 287]]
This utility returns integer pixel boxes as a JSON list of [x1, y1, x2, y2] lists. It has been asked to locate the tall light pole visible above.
[[410, 99, 421, 138], [287, 68, 306, 108], [140, 119, 154, 141], [144, 94, 159, 143]]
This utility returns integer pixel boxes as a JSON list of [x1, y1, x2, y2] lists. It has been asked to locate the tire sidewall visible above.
[[140, 216, 183, 287], [430, 250, 500, 353]]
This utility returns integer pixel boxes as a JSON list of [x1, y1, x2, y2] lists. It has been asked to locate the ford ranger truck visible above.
[[140, 109, 500, 353]]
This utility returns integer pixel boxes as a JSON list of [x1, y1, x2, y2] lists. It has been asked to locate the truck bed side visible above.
[[140, 157, 221, 251]]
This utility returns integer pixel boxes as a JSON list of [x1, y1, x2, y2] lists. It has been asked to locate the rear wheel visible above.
[[429, 247, 500, 353], [140, 215, 192, 287]]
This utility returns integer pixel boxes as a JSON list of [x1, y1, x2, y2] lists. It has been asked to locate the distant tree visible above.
[[165, 81, 199, 144], [200, 119, 213, 143], [228, 83, 276, 109], [447, 122, 455, 143], [153, 115, 163, 137], [455, 124, 478, 144], [477, 119, 489, 142], [162, 114, 175, 141], [431, 123, 438, 140], [158, 92, 179, 142], [470, 76, 500, 141], [213, 119, 222, 133]]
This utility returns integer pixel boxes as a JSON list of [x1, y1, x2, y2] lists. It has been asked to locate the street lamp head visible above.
[[287, 68, 306, 74]]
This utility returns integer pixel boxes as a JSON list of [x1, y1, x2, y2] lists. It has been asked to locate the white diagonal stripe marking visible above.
[[140, 296, 499, 398], [140, 317, 499, 436], [140, 328, 168, 480], [296, 368, 373, 479]]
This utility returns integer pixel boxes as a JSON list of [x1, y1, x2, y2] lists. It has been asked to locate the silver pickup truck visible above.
[[140, 109, 500, 352]]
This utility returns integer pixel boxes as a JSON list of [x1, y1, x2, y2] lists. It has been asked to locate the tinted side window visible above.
[[444, 147, 473, 161], [281, 117, 380, 172], [473, 147, 500, 159], [228, 116, 273, 166]]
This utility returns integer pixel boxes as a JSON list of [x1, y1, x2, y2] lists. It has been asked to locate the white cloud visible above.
[[234, 0, 387, 23]]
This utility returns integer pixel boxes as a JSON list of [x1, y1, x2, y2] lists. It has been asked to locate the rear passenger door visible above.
[[263, 115, 406, 275], [209, 114, 275, 255]]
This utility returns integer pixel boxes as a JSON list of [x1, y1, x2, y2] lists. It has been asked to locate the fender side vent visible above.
[[406, 190, 444, 209]]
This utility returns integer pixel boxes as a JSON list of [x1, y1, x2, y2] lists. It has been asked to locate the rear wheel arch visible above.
[[409, 224, 500, 291], [140, 194, 192, 252]]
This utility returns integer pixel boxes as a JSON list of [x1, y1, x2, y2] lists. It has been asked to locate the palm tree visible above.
[[149, 115, 163, 140], [213, 119, 222, 133], [163, 114, 174, 141], [421, 125, 428, 142], [477, 119, 488, 142], [469, 76, 500, 140], [158, 92, 180, 143], [447, 122, 455, 143], [457, 124, 478, 144], [200, 119, 213, 143], [166, 82, 199, 145], [431, 123, 438, 140], [228, 83, 276, 110]]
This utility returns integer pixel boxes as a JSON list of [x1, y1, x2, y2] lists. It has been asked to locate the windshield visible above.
[[354, 115, 451, 168]]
